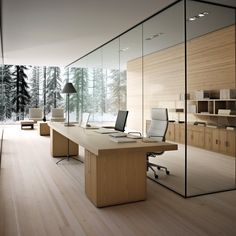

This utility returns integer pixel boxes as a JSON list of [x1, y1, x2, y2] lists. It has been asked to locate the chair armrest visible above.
[[128, 131, 142, 136], [102, 126, 115, 129]]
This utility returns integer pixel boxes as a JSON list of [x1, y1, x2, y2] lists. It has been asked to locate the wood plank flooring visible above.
[[0, 125, 236, 236], [147, 143, 235, 195]]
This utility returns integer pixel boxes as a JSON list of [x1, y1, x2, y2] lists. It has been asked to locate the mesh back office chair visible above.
[[103, 110, 129, 132], [147, 108, 170, 179], [114, 110, 129, 132]]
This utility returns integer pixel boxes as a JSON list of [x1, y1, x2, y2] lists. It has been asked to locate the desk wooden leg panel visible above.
[[50, 128, 78, 157], [85, 149, 147, 207]]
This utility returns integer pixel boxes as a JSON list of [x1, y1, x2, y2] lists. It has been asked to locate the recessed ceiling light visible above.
[[189, 17, 197, 21], [198, 13, 205, 17], [187, 11, 209, 22], [198, 12, 208, 17], [120, 47, 129, 52], [145, 32, 164, 41]]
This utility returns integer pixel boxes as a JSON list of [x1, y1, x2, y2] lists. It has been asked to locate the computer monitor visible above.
[[80, 113, 90, 128], [114, 110, 129, 132]]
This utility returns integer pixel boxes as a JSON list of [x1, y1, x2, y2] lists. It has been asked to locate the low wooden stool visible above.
[[38, 121, 50, 136], [20, 120, 34, 130]]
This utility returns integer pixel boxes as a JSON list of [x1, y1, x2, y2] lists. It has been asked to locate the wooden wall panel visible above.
[[187, 25, 235, 93], [127, 59, 143, 132], [127, 25, 235, 132]]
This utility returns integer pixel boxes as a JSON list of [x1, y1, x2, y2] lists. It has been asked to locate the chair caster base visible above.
[[154, 174, 158, 179]]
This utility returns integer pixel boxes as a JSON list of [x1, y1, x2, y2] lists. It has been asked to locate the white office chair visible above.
[[51, 108, 65, 122], [147, 108, 170, 179], [29, 108, 43, 122]]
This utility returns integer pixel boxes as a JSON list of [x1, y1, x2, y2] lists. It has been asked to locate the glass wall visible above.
[[186, 0, 236, 196], [120, 25, 143, 132], [69, 39, 128, 125], [67, 0, 236, 197], [0, 65, 66, 123], [143, 1, 186, 195], [0, 23, 3, 168]]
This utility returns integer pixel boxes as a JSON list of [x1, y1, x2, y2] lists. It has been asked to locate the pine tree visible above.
[[46, 67, 62, 114], [42, 66, 47, 119], [12, 65, 31, 120], [108, 69, 120, 114], [70, 67, 89, 121], [0, 66, 4, 121], [3, 65, 14, 120], [107, 69, 127, 113], [119, 70, 127, 110], [92, 68, 105, 114], [29, 66, 41, 108]]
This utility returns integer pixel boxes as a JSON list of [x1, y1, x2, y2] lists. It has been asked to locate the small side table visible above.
[[38, 121, 50, 136]]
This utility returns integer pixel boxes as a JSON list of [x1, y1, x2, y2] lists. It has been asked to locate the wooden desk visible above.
[[48, 122, 178, 207]]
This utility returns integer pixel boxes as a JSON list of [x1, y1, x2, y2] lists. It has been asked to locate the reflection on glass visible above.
[[187, 0, 236, 196], [69, 41, 127, 125], [120, 25, 142, 132], [66, 0, 235, 197], [143, 1, 185, 195]]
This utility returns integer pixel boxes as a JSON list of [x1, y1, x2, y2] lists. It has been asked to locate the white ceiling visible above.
[[1, 0, 236, 67]]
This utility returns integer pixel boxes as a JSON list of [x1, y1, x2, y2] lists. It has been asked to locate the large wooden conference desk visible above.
[[48, 122, 178, 207]]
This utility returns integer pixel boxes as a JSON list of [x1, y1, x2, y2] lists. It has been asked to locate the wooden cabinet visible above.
[[212, 128, 235, 156], [174, 123, 185, 144], [205, 127, 213, 150], [212, 129, 226, 153], [166, 123, 175, 141], [226, 130, 236, 156], [187, 125, 205, 148], [146, 120, 235, 157]]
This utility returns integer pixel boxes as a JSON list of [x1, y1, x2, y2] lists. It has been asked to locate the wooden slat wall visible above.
[[127, 59, 143, 131], [187, 25, 235, 92], [127, 25, 235, 132]]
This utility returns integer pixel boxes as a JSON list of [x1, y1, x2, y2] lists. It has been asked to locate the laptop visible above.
[[80, 113, 90, 128], [80, 113, 99, 129]]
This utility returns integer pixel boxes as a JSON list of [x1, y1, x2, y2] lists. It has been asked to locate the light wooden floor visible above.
[[0, 125, 236, 236], [148, 143, 235, 195]]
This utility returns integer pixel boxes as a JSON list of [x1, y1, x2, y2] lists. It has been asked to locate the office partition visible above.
[[186, 0, 236, 196], [67, 0, 236, 197], [143, 0, 186, 195]]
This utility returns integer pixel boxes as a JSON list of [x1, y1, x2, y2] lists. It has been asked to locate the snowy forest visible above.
[[0, 65, 127, 123]]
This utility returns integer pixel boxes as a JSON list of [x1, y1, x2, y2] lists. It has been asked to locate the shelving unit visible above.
[[188, 99, 236, 117]]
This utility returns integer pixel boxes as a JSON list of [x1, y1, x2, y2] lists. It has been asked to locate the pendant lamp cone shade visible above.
[[62, 82, 77, 94]]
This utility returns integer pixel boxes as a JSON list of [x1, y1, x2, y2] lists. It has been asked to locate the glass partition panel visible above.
[[120, 25, 142, 132], [102, 39, 120, 125], [0, 39, 2, 121], [0, 63, 3, 124], [66, 0, 236, 197], [70, 49, 103, 123], [143, 1, 186, 195], [0, 27, 3, 168], [186, 0, 236, 196], [69, 57, 90, 122]]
